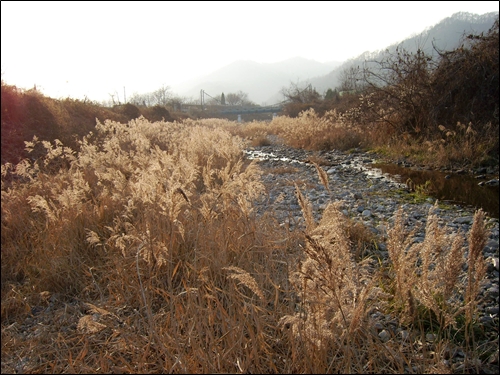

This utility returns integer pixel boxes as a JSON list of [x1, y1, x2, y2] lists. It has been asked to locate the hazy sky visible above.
[[2, 1, 498, 102]]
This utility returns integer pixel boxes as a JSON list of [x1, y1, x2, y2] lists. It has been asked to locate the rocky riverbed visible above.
[[246, 140, 499, 371]]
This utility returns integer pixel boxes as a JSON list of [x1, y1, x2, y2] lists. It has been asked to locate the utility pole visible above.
[[124, 87, 126, 103], [200, 89, 204, 110]]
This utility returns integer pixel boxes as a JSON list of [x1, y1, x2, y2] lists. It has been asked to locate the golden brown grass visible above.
[[263, 107, 496, 170], [386, 204, 472, 329], [373, 121, 499, 169], [4, 78, 494, 172], [1, 116, 494, 373], [268, 108, 367, 151]]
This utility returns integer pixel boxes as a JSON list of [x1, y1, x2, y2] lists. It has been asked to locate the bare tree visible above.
[[107, 91, 122, 106], [225, 90, 253, 106], [128, 92, 145, 106], [236, 90, 251, 105], [128, 85, 174, 107], [351, 46, 438, 133], [338, 65, 363, 93], [152, 84, 172, 106], [280, 82, 320, 103], [168, 95, 190, 111], [226, 92, 239, 106]]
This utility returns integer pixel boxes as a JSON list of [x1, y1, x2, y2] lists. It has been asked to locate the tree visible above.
[[152, 84, 172, 106], [324, 88, 339, 101], [108, 91, 121, 106], [226, 93, 239, 105], [236, 90, 251, 105], [168, 95, 189, 111], [360, 46, 437, 133], [280, 82, 320, 103], [128, 91, 155, 107], [221, 92, 226, 105], [430, 18, 499, 137], [128, 85, 182, 108], [338, 65, 363, 93], [226, 90, 253, 106], [280, 82, 322, 117]]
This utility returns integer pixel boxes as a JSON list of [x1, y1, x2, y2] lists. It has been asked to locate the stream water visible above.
[[246, 148, 499, 219], [370, 163, 499, 219]]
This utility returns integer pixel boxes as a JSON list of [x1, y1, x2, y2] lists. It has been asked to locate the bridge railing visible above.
[[177, 100, 288, 115], [218, 106, 282, 114]]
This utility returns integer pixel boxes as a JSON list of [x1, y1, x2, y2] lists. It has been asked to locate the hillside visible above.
[[173, 11, 499, 103], [0, 84, 187, 165], [308, 11, 499, 95]]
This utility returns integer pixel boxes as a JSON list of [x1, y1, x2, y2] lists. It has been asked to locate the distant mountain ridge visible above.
[[308, 11, 499, 97], [172, 11, 498, 105], [173, 57, 342, 105]]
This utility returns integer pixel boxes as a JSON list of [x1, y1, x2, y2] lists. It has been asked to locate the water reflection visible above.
[[371, 163, 499, 219]]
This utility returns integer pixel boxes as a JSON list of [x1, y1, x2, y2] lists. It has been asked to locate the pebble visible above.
[[485, 306, 499, 315], [246, 141, 500, 337], [399, 330, 410, 340], [491, 257, 499, 271], [454, 216, 473, 224], [378, 329, 391, 342]]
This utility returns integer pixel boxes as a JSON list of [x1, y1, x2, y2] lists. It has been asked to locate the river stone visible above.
[[485, 179, 499, 186], [492, 257, 499, 271], [487, 285, 499, 298], [327, 168, 337, 175], [485, 306, 499, 315], [362, 210, 372, 218], [378, 329, 391, 342], [247, 140, 499, 348], [454, 216, 473, 224]]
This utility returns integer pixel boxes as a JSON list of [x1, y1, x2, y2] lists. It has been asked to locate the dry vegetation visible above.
[[277, 19, 499, 170], [0, 85, 183, 166], [1, 114, 496, 373], [1, 16, 498, 375]]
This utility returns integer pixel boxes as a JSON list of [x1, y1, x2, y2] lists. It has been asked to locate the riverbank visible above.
[[246, 138, 499, 372]]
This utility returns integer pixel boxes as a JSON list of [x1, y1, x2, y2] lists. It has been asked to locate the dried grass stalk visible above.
[[312, 161, 330, 193]]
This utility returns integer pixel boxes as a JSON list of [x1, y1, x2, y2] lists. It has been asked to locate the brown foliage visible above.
[[142, 104, 174, 122], [1, 117, 494, 373], [432, 19, 499, 140], [356, 18, 498, 144], [114, 103, 142, 121], [0, 84, 188, 165]]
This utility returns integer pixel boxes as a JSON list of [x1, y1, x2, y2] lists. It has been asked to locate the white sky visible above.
[[2, 1, 498, 102]]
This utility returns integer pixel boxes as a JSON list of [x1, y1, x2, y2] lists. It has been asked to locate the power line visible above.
[[202, 90, 221, 104]]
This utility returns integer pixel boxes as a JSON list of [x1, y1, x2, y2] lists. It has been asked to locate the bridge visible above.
[[208, 104, 283, 114], [197, 89, 287, 115]]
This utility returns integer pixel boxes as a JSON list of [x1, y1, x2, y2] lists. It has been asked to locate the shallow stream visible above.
[[370, 163, 499, 219], [246, 149, 499, 219]]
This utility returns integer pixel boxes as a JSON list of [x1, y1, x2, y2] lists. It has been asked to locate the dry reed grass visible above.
[[264, 106, 495, 170], [1, 116, 493, 373], [269, 108, 367, 151]]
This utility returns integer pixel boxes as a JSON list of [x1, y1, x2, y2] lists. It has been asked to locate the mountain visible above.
[[307, 11, 499, 96], [172, 11, 498, 105], [172, 57, 342, 105]]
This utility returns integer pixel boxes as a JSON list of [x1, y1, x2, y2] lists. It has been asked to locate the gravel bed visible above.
[[246, 141, 499, 372]]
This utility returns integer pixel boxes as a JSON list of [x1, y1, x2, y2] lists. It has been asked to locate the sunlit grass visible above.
[[1, 116, 494, 373]]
